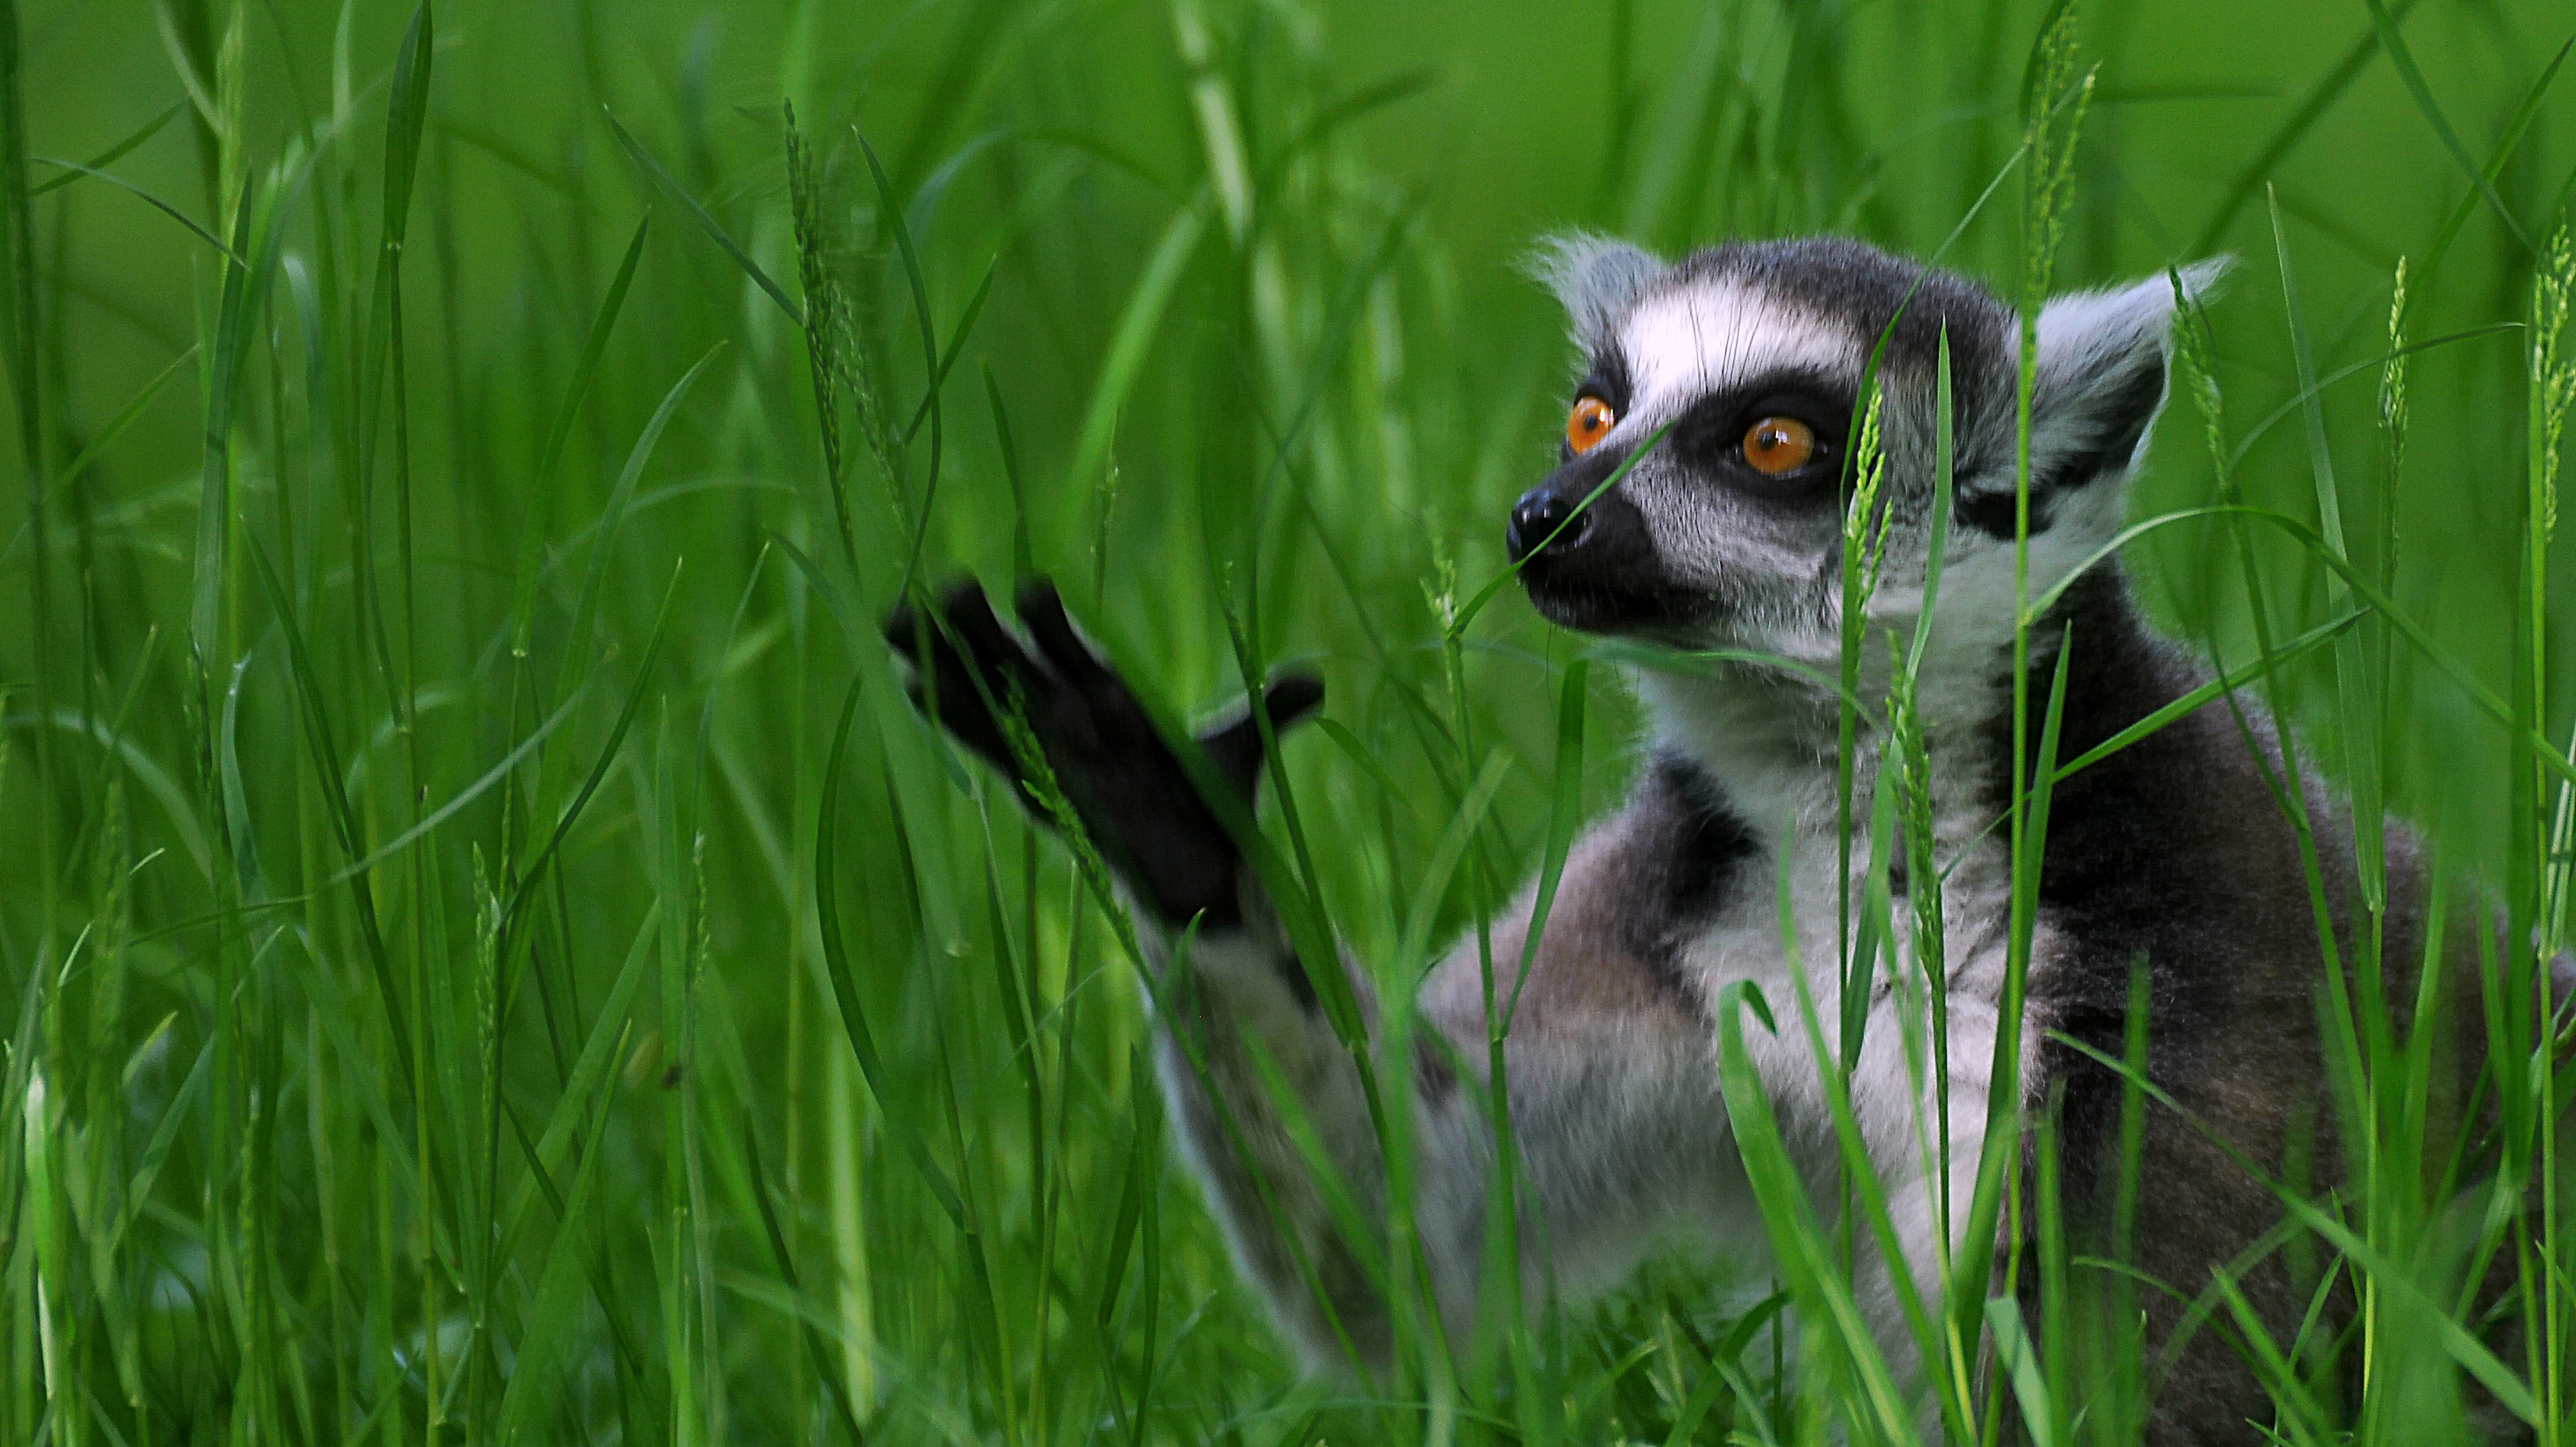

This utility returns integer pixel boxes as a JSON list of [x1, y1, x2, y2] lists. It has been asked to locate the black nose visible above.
[[1508, 486, 1590, 562]]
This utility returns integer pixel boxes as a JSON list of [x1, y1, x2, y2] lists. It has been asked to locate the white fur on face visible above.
[[1592, 279, 1868, 657], [1615, 281, 1864, 424]]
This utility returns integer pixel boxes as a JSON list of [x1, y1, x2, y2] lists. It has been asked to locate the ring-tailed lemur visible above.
[[889, 236, 2519, 1443]]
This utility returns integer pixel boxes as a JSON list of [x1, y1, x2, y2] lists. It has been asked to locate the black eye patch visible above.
[[1573, 354, 1633, 413], [1665, 370, 1856, 504]]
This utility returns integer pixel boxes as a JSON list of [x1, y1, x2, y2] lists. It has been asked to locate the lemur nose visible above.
[[1508, 486, 1590, 562]]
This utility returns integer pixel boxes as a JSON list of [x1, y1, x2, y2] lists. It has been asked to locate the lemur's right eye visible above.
[[1566, 395, 1616, 455]]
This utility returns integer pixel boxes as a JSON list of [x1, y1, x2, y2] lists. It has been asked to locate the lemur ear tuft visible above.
[[1529, 232, 1667, 353], [2029, 257, 2230, 488]]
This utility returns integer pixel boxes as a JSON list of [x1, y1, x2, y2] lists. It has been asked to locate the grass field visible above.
[[4, 0, 2576, 1442]]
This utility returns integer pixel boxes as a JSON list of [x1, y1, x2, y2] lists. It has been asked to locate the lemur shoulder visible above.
[[890, 234, 2543, 1444]]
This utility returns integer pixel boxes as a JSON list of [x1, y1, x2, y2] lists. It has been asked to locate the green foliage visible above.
[[1, 0, 2573, 1443]]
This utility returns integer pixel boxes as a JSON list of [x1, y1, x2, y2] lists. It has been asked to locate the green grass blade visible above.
[[904, 253, 1000, 447], [502, 560, 681, 923], [561, 343, 725, 682], [2053, 608, 2364, 780], [740, 1117, 869, 1443], [241, 537, 412, 1104], [25, 159, 242, 261], [43, 340, 198, 498], [2268, 186, 2385, 904], [603, 106, 802, 324], [2189, 0, 2421, 254], [332, 676, 595, 884], [2400, 27, 2575, 325], [1982, 1295, 2058, 1447], [2360, 0, 2533, 253], [853, 126, 951, 593], [1452, 418, 1677, 636], [1061, 195, 1206, 502], [27, 98, 183, 197], [814, 677, 967, 1227], [1505, 658, 1589, 1031], [1713, 979, 1920, 1444], [514, 211, 650, 657]]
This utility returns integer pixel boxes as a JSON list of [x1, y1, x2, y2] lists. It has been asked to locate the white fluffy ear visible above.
[[1529, 232, 1667, 353], [2028, 258, 2229, 486]]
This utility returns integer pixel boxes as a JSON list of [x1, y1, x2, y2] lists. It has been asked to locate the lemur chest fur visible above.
[[1639, 721, 2017, 1233]]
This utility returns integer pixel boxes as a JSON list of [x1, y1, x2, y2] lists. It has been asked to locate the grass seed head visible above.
[[2380, 255, 2410, 478], [2535, 224, 2575, 541]]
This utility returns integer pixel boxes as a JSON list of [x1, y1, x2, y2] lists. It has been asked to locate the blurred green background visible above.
[[1, 0, 2571, 1442]]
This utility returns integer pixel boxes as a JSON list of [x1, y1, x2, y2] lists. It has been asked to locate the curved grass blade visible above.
[[2053, 608, 2365, 781], [1061, 195, 1207, 502], [244, 536, 411, 1103], [0, 341, 198, 562], [493, 900, 657, 1254], [815, 675, 967, 1228], [327, 675, 595, 885], [2401, 28, 2575, 324], [603, 106, 802, 325], [111, 1022, 210, 1243], [493, 1044, 642, 1444], [514, 210, 650, 659], [1452, 418, 1677, 636], [2361, 0, 2532, 253], [3, 705, 213, 885], [2268, 188, 2385, 904], [1311, 717, 1421, 822], [29, 98, 183, 197], [502, 558, 681, 926], [742, 1116, 869, 1444], [854, 125, 950, 595], [562, 343, 725, 681], [55, 342, 198, 493], [191, 164, 271, 652], [1251, 68, 1431, 198], [430, 112, 572, 196], [2188, 0, 2421, 255], [2228, 323, 2519, 467], [378, 3, 431, 246], [28, 157, 245, 263], [903, 252, 999, 447], [983, 362, 1033, 583], [2050, 1030, 2541, 1428], [1713, 978, 1921, 1444], [761, 525, 868, 656], [1984, 1295, 2058, 1447]]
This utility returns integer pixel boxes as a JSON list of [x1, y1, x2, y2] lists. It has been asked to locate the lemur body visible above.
[[892, 237, 2484, 1444]]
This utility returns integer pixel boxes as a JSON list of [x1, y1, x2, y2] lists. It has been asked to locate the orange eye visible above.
[[1566, 395, 1616, 455], [1741, 416, 1816, 475]]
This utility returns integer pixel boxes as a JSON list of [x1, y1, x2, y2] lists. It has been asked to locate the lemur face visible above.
[[1513, 235, 2219, 659]]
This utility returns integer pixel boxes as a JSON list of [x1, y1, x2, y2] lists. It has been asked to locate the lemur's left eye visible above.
[[1567, 395, 1616, 455], [1740, 416, 1816, 475]]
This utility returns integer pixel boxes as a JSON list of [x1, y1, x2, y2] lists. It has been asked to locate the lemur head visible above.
[[1510, 235, 2224, 665]]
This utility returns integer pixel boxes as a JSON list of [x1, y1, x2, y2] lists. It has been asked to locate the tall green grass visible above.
[[2, 0, 2573, 1441]]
